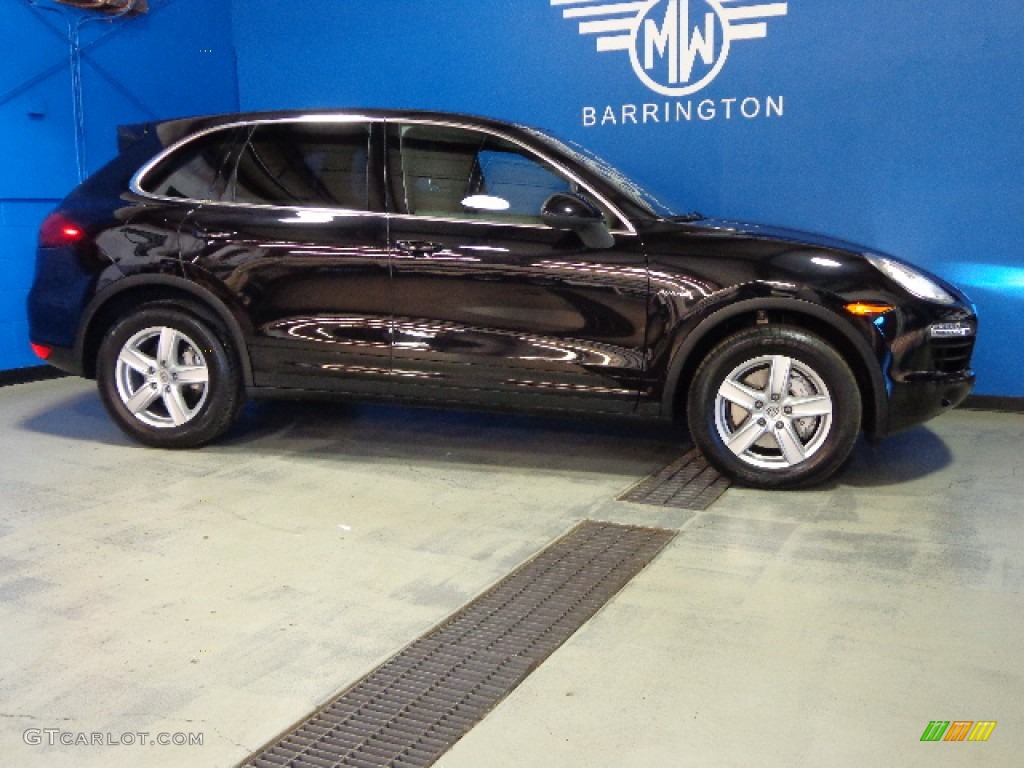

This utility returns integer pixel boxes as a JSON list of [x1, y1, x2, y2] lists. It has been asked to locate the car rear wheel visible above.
[[687, 326, 862, 489], [97, 306, 243, 448]]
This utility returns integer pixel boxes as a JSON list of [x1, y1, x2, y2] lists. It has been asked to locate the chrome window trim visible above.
[[118, 195, 636, 236], [385, 211, 636, 236], [129, 113, 637, 235], [174, 201, 383, 219], [129, 114, 381, 203]]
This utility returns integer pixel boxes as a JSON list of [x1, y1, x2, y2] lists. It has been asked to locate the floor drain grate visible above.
[[619, 448, 730, 510], [239, 520, 675, 768]]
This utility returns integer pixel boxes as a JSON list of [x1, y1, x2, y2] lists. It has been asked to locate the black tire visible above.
[[687, 325, 862, 489], [96, 305, 244, 448]]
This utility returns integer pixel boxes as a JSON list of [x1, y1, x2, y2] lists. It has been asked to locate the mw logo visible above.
[[551, 0, 789, 97], [920, 720, 997, 743]]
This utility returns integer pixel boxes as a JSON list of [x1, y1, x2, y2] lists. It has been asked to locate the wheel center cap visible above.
[[159, 370, 170, 384], [766, 405, 781, 418]]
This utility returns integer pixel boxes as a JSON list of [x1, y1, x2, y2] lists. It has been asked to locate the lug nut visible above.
[[754, 400, 764, 409], [784, 406, 793, 415], [757, 418, 767, 427], [776, 421, 785, 430]]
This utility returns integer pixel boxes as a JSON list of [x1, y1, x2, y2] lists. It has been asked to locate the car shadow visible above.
[[18, 386, 129, 445], [220, 399, 690, 477], [18, 386, 954, 487], [826, 428, 954, 489], [18, 389, 687, 477]]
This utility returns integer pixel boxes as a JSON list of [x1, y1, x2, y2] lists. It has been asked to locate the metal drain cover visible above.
[[619, 448, 730, 510], [239, 520, 675, 768]]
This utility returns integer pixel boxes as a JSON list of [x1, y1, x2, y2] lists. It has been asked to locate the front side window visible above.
[[232, 121, 371, 210], [392, 124, 574, 224], [523, 126, 676, 219]]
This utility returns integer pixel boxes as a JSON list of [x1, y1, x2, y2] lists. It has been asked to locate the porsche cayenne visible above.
[[26, 109, 978, 488]]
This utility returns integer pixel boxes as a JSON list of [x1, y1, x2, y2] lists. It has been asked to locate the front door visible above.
[[384, 121, 648, 413]]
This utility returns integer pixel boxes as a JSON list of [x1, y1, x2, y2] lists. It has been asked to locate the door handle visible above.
[[395, 240, 444, 255], [188, 227, 237, 240]]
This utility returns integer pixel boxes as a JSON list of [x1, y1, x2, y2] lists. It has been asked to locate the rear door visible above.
[[175, 118, 393, 394]]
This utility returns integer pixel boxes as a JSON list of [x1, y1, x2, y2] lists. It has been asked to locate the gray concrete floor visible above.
[[0, 377, 1021, 767]]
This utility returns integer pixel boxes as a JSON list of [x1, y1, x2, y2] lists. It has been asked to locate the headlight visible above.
[[865, 255, 956, 304]]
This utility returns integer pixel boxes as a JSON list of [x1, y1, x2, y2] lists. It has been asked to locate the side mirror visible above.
[[541, 193, 614, 249]]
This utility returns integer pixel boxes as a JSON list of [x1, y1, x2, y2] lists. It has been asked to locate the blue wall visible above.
[[2, 1, 1021, 397], [0, 0, 238, 370], [234, 0, 1023, 397]]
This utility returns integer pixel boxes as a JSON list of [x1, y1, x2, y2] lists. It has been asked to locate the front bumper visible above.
[[881, 369, 976, 437], [867, 299, 977, 439]]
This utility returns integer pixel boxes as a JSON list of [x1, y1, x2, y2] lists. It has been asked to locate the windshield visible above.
[[521, 126, 677, 218]]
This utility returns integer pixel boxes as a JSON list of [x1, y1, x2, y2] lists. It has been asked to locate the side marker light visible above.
[[845, 302, 895, 317]]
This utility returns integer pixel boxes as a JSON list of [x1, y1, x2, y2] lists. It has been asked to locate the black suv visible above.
[[27, 110, 977, 488]]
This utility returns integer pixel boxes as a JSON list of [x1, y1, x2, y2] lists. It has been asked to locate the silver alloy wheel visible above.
[[714, 354, 834, 469], [113, 325, 210, 429]]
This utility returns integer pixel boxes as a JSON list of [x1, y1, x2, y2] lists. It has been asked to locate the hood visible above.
[[685, 217, 871, 255]]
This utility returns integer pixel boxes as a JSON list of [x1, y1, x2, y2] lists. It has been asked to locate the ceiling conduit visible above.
[[25, 0, 146, 182]]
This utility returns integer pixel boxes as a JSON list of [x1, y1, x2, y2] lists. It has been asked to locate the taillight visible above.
[[31, 343, 53, 360], [39, 212, 86, 247]]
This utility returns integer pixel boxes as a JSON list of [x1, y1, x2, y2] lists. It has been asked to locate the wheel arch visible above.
[[661, 297, 888, 439], [75, 274, 254, 385]]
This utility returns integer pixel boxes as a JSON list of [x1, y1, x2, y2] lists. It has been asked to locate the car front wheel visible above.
[[97, 306, 243, 448], [687, 326, 862, 489]]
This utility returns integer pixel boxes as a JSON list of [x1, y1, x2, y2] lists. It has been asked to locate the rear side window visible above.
[[139, 127, 243, 201], [232, 122, 370, 209]]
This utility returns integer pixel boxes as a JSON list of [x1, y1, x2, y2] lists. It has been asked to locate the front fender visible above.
[[657, 291, 889, 439]]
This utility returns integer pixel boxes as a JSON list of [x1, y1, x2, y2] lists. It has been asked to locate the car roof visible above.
[[144, 108, 524, 137], [119, 108, 546, 163]]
